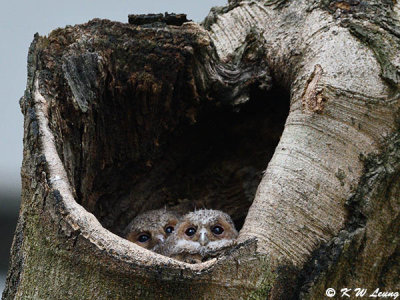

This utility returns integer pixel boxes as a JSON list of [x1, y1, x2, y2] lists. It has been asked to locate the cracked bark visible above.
[[3, 1, 400, 299]]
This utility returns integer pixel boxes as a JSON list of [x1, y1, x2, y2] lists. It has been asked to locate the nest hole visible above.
[[53, 68, 289, 237], [87, 85, 290, 236]]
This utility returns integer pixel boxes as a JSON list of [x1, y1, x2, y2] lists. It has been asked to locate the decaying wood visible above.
[[3, 0, 400, 299]]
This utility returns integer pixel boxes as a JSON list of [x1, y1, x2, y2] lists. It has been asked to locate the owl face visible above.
[[164, 209, 238, 261], [125, 209, 180, 251]]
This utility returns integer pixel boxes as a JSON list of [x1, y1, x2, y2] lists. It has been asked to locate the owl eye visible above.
[[185, 227, 197, 237], [165, 226, 174, 234], [211, 225, 224, 235], [138, 234, 150, 243]]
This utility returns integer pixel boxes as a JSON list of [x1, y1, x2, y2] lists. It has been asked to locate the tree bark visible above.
[[3, 1, 400, 299]]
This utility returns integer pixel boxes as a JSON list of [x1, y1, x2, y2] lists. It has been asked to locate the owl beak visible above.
[[199, 231, 209, 246], [155, 234, 165, 243]]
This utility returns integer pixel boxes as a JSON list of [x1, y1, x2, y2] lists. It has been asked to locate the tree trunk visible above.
[[3, 1, 400, 299]]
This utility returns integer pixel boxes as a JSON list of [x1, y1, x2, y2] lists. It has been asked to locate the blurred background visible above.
[[0, 0, 225, 293]]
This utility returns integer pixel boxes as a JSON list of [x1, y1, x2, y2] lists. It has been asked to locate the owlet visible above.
[[124, 208, 180, 252], [160, 209, 238, 263]]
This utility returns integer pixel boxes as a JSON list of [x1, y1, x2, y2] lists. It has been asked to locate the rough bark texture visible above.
[[3, 0, 400, 299]]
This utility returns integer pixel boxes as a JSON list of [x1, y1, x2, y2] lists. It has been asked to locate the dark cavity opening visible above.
[[52, 53, 289, 236], [89, 84, 289, 235]]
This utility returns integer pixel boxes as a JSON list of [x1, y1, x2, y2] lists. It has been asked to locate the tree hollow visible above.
[[56, 74, 289, 237]]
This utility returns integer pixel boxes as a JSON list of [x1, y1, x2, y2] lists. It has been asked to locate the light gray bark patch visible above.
[[302, 64, 326, 113], [320, 0, 400, 90], [348, 23, 400, 89], [62, 53, 102, 113], [298, 130, 400, 298], [202, 4, 240, 30]]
